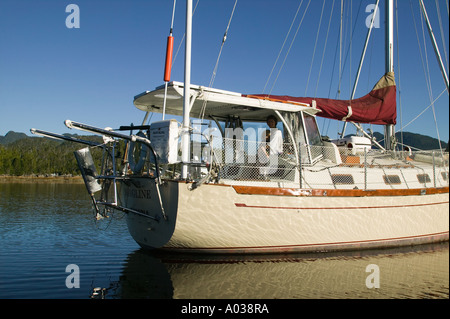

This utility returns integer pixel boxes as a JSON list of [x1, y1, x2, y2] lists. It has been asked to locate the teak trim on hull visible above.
[[231, 185, 449, 197]]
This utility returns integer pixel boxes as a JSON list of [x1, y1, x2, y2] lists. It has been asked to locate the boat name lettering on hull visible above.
[[128, 189, 152, 199], [133, 207, 151, 216]]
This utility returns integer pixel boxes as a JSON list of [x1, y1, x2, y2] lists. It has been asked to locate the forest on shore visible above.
[[0, 132, 104, 176]]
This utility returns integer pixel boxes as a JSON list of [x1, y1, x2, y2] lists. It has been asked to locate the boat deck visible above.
[[204, 144, 449, 190]]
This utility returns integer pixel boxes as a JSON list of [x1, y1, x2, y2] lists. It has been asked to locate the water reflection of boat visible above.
[[98, 242, 448, 299]]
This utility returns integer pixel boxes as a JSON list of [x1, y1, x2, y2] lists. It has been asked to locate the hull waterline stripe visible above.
[[162, 231, 449, 253]]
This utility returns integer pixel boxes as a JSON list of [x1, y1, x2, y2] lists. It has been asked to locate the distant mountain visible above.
[[371, 132, 448, 150], [0, 131, 28, 145], [0, 131, 89, 146]]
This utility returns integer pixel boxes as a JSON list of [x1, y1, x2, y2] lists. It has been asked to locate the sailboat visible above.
[[31, 0, 448, 254]]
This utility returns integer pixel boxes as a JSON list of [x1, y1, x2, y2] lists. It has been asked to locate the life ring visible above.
[[127, 131, 149, 174]]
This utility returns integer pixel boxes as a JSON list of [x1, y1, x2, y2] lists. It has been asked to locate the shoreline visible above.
[[0, 175, 84, 184]]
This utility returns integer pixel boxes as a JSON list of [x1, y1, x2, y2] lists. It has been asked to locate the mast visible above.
[[384, 0, 395, 150], [181, 0, 193, 179]]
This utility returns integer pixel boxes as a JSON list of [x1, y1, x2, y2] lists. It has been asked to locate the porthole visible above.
[[383, 175, 401, 184], [417, 174, 431, 184], [331, 174, 354, 185]]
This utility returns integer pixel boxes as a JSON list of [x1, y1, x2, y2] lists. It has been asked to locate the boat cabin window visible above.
[[383, 175, 401, 185], [197, 110, 326, 182], [301, 112, 323, 164], [280, 111, 307, 164], [331, 174, 354, 185], [206, 113, 299, 182], [279, 111, 324, 165], [417, 174, 431, 184], [303, 113, 322, 146]]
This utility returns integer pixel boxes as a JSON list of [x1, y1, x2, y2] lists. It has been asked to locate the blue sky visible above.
[[0, 0, 448, 143]]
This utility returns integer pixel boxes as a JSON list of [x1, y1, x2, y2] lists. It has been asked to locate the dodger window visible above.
[[302, 113, 323, 164]]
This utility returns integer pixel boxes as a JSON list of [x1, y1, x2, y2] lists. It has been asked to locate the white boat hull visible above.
[[121, 178, 449, 254]]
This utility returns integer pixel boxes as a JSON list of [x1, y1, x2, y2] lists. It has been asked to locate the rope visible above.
[[409, 1, 446, 152], [435, 0, 449, 74], [304, 0, 326, 96], [173, 0, 200, 66], [267, 0, 312, 96], [262, 0, 304, 95], [337, 0, 344, 99], [395, 0, 404, 148], [314, 0, 335, 97], [170, 0, 176, 33], [419, 2, 445, 152], [437, 0, 450, 70], [400, 88, 447, 131], [335, 0, 363, 99], [199, 0, 238, 120]]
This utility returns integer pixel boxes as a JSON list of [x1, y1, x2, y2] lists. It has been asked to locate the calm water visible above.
[[0, 182, 448, 299]]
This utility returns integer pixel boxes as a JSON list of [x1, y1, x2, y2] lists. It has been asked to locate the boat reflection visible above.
[[92, 242, 449, 299]]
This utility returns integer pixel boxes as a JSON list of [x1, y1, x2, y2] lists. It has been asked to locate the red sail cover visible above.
[[246, 72, 397, 125]]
